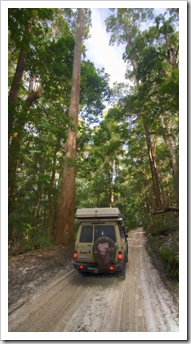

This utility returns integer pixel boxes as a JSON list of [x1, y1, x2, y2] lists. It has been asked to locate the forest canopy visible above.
[[8, 7, 179, 251]]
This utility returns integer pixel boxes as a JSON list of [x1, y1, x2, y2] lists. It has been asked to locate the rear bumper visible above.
[[72, 260, 123, 273]]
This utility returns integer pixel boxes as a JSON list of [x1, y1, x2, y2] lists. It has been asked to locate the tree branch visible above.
[[152, 207, 179, 215]]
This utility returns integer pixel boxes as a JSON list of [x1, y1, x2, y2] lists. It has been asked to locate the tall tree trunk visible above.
[[8, 86, 43, 212], [8, 131, 20, 213], [8, 18, 32, 143], [54, 9, 84, 245], [161, 116, 179, 204], [163, 117, 178, 175], [47, 145, 59, 238], [142, 114, 162, 209]]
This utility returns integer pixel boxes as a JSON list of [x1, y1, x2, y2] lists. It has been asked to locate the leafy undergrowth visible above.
[[8, 235, 56, 256], [145, 216, 179, 299]]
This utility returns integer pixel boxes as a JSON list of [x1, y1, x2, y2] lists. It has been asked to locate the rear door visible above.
[[77, 224, 94, 262], [94, 224, 116, 242], [94, 224, 117, 262]]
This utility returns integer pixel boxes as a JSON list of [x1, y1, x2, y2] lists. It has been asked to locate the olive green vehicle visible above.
[[72, 208, 128, 279]]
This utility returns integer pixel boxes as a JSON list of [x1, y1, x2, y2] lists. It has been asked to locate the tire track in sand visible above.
[[8, 228, 179, 332]]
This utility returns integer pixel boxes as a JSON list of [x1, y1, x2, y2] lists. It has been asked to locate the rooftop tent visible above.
[[75, 208, 123, 219]]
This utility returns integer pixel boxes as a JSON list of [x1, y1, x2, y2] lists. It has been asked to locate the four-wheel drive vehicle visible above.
[[72, 208, 128, 279]]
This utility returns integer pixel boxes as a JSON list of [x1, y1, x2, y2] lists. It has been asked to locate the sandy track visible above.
[[8, 228, 179, 332]]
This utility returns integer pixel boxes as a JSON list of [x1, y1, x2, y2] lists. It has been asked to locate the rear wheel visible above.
[[78, 271, 89, 277], [117, 261, 126, 280]]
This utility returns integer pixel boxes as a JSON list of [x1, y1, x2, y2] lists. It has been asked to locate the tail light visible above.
[[118, 252, 123, 260], [109, 266, 114, 271], [73, 252, 77, 259], [79, 265, 84, 269]]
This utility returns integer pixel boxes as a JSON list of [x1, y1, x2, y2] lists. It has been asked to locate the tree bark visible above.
[[142, 114, 162, 209], [8, 85, 43, 212], [47, 145, 59, 238], [160, 116, 179, 204], [152, 207, 179, 215], [163, 117, 178, 175], [54, 9, 84, 245], [8, 18, 32, 143]]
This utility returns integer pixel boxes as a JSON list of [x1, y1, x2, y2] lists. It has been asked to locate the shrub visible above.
[[159, 245, 179, 280]]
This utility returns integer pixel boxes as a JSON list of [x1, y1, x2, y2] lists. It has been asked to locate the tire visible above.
[[93, 236, 116, 267], [117, 261, 126, 280], [125, 243, 128, 262], [78, 271, 89, 277]]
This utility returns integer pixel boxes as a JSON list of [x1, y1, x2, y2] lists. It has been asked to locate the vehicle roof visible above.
[[75, 207, 123, 219]]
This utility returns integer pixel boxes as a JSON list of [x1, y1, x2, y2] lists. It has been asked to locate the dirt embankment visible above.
[[8, 245, 74, 312], [8, 228, 179, 332]]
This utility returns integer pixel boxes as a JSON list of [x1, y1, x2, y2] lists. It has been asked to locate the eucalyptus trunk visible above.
[[55, 9, 84, 245], [142, 114, 162, 209], [47, 145, 59, 238], [8, 17, 32, 143], [8, 86, 43, 212]]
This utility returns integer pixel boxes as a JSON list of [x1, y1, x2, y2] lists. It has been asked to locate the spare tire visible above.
[[93, 236, 116, 267]]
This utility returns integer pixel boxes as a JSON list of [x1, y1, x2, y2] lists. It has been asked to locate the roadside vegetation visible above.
[[146, 214, 179, 282]]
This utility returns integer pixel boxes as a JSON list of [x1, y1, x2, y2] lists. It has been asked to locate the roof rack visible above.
[[75, 207, 123, 220]]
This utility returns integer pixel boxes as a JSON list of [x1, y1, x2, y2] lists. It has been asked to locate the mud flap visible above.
[[117, 262, 126, 280]]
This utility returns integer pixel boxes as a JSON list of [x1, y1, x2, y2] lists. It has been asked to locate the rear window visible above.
[[94, 225, 116, 242], [80, 225, 93, 243]]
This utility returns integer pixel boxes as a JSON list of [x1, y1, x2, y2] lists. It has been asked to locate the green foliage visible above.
[[8, 8, 179, 254], [150, 216, 179, 236], [105, 8, 154, 46], [159, 246, 179, 279], [80, 62, 111, 123], [146, 214, 179, 280], [8, 8, 112, 251]]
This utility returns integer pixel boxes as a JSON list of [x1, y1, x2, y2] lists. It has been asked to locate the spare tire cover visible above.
[[93, 236, 116, 267]]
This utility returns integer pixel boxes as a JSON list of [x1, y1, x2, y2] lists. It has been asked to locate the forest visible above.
[[8, 8, 179, 276]]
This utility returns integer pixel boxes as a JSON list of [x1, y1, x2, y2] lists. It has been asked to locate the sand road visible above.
[[8, 228, 179, 332]]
